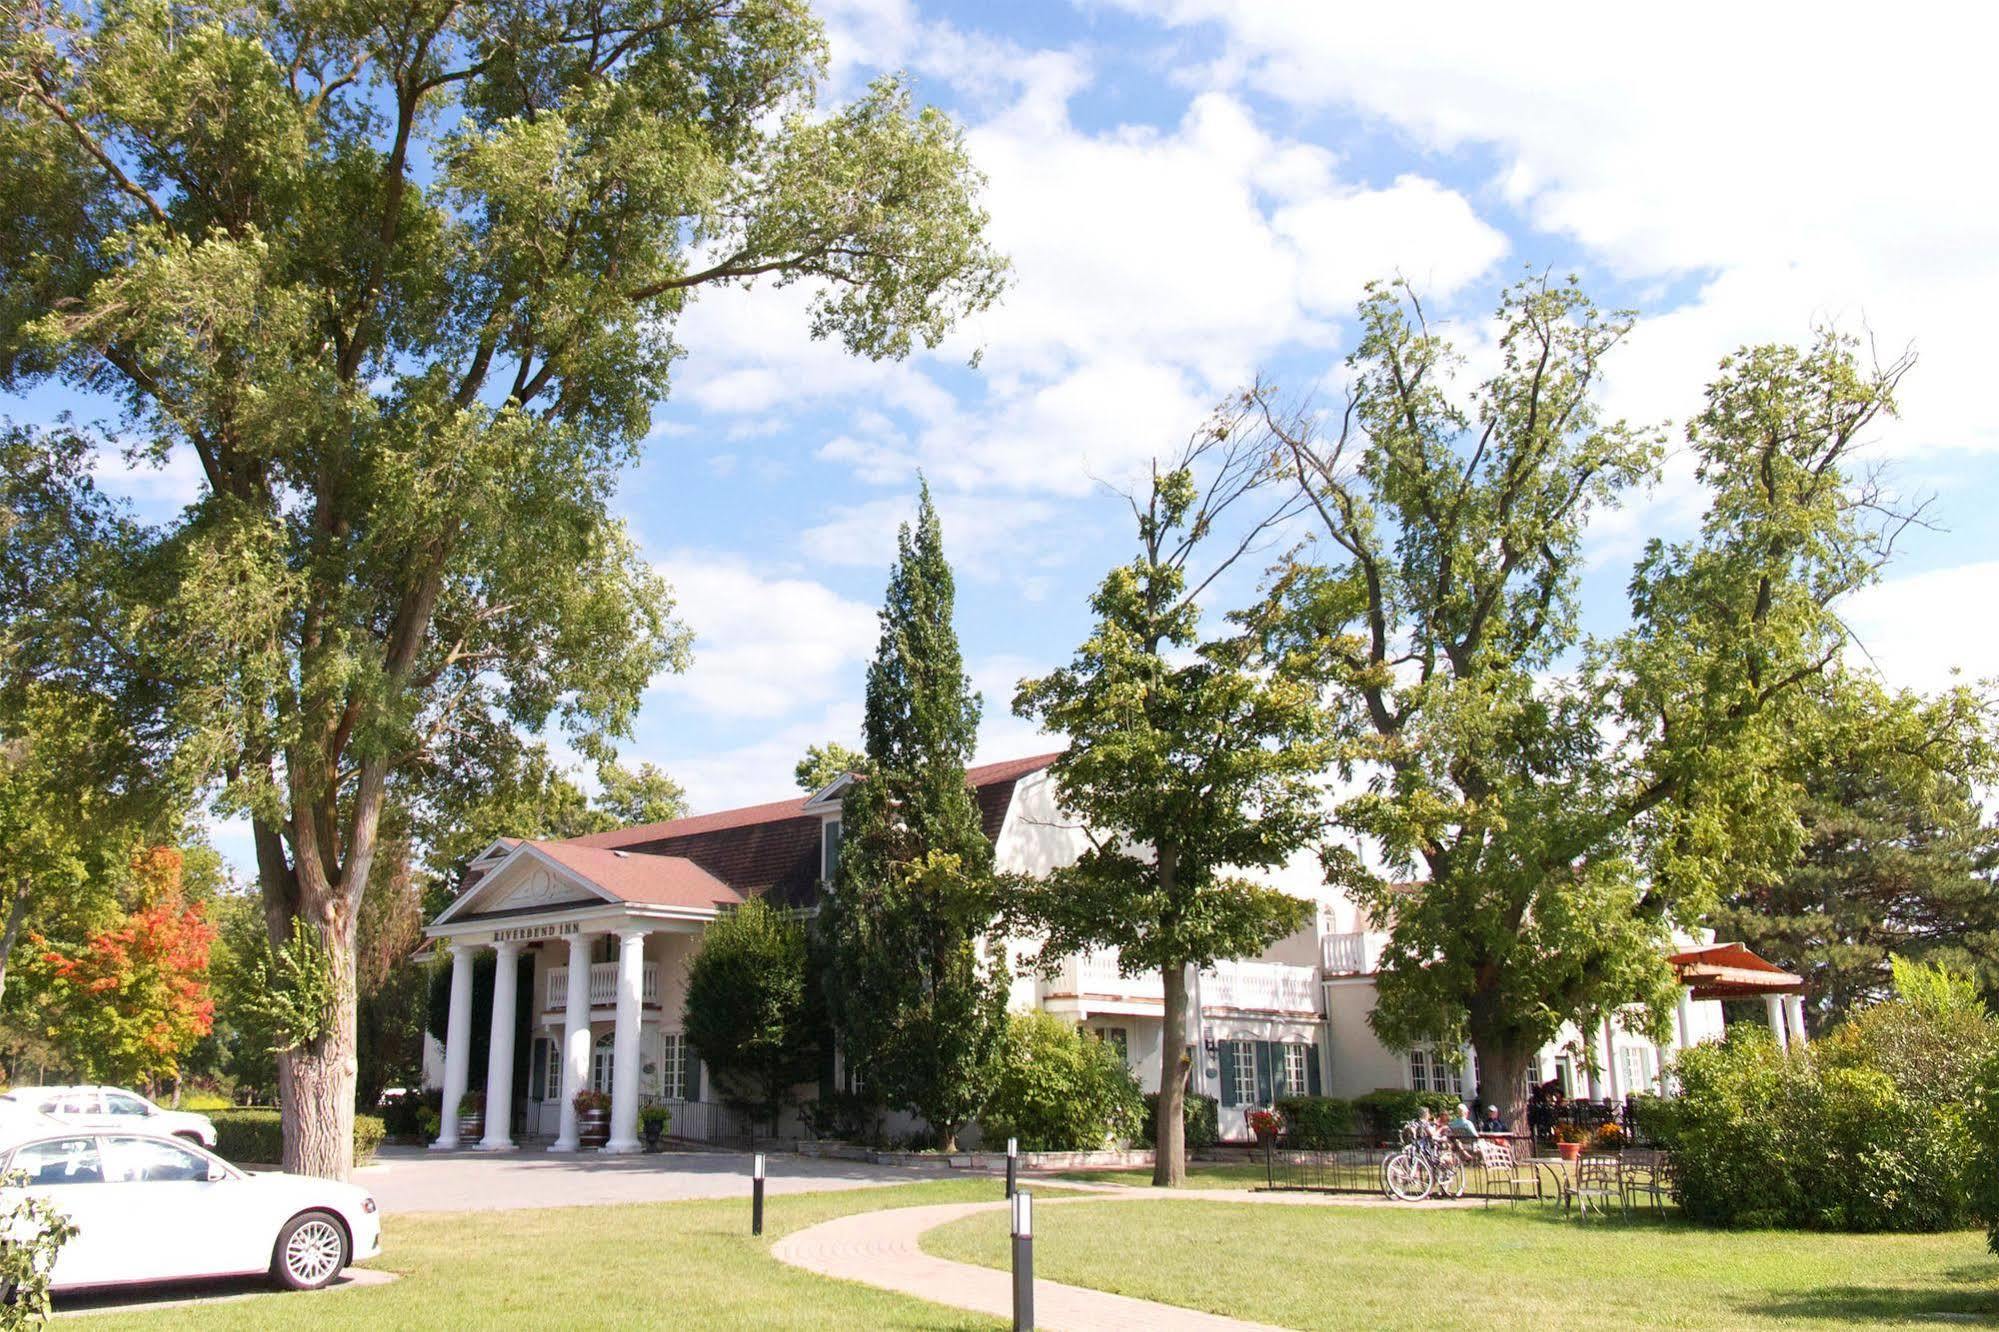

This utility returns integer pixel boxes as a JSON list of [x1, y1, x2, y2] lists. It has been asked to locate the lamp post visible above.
[[752, 1152, 766, 1236], [1010, 1189, 1034, 1331], [1005, 1136, 1018, 1199]]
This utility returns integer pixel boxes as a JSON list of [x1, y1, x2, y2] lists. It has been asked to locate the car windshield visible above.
[[103, 1093, 151, 1116]]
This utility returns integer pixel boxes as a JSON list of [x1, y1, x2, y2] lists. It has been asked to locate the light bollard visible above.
[[1005, 1136, 1018, 1199], [752, 1152, 766, 1236], [1010, 1189, 1034, 1331]]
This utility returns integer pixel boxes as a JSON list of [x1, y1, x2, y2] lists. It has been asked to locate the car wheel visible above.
[[271, 1210, 349, 1291]]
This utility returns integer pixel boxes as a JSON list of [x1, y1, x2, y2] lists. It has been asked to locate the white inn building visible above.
[[420, 752, 1805, 1148]]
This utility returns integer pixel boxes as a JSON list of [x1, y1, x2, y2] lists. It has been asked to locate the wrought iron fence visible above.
[[1256, 1132, 1569, 1203]]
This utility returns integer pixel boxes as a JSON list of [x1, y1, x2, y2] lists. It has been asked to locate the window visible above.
[[1618, 1046, 1650, 1093], [103, 1092, 151, 1117], [1408, 1047, 1448, 1093], [11, 1137, 102, 1186], [103, 1136, 209, 1183], [1094, 1027, 1129, 1062], [1230, 1043, 1257, 1104], [592, 1032, 616, 1094], [1281, 1044, 1310, 1097], [822, 820, 842, 883], [661, 1033, 688, 1101]]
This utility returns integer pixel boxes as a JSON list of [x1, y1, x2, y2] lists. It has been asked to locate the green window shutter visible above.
[[1253, 1042, 1275, 1106], [688, 1057, 702, 1104], [1218, 1042, 1240, 1107], [1305, 1043, 1322, 1096]]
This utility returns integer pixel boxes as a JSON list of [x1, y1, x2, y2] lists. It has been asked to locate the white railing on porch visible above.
[[1320, 931, 1375, 975], [1202, 960, 1319, 1013], [545, 962, 660, 1009], [1053, 950, 1166, 1001]]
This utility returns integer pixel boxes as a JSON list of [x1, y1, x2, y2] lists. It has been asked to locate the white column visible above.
[[1765, 994, 1789, 1051], [1601, 1019, 1622, 1103], [433, 943, 477, 1150], [1458, 1044, 1477, 1101], [1785, 994, 1808, 1046], [550, 931, 594, 1152], [604, 927, 649, 1153], [479, 940, 522, 1149]]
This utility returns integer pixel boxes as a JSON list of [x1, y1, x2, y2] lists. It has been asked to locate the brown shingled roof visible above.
[[549, 752, 1062, 909]]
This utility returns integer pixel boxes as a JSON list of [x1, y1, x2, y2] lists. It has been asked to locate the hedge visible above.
[[1141, 1092, 1218, 1149], [1274, 1095, 1356, 1147], [211, 1109, 387, 1167], [1352, 1089, 1459, 1141]]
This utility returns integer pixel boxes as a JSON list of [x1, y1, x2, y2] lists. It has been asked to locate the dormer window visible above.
[[822, 819, 842, 883]]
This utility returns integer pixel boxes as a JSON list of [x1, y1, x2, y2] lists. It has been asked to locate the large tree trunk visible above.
[[1469, 1027, 1533, 1143], [255, 762, 384, 1181], [1152, 960, 1190, 1187]]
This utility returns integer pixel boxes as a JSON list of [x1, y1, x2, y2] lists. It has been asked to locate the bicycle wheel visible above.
[[1382, 1151, 1433, 1201], [1434, 1154, 1466, 1199]]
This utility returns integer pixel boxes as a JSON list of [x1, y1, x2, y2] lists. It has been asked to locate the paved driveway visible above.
[[363, 1145, 948, 1214]]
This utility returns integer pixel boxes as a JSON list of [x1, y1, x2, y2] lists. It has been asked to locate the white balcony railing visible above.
[[545, 962, 660, 1009], [1201, 960, 1319, 1014], [1321, 931, 1375, 975], [1052, 950, 1165, 1001]]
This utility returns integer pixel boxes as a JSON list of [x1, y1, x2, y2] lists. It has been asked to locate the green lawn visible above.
[[923, 1198, 1999, 1330], [65, 1180, 1023, 1331]]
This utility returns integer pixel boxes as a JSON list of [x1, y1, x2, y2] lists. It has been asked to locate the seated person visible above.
[[1479, 1105, 1507, 1134], [1413, 1105, 1448, 1144], [1446, 1102, 1481, 1141]]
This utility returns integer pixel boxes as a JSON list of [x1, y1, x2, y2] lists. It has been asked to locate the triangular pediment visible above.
[[432, 843, 618, 926]]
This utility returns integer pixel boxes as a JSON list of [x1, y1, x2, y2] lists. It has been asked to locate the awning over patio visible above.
[[1667, 942, 1805, 1001]]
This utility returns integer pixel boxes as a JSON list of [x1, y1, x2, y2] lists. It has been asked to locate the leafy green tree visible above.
[[1013, 424, 1328, 1186], [823, 481, 1008, 1152], [794, 741, 864, 794], [0, 0, 1001, 1177], [593, 758, 686, 826], [683, 897, 817, 1134], [1266, 277, 1915, 1129], [1709, 674, 1999, 1023]]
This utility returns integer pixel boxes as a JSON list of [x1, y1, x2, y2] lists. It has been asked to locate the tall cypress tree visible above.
[[822, 480, 1007, 1151]]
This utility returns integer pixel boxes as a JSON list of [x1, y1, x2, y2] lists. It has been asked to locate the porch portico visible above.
[[425, 838, 742, 1153]]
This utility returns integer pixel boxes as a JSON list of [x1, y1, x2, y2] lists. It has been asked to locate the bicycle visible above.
[[1381, 1122, 1467, 1200]]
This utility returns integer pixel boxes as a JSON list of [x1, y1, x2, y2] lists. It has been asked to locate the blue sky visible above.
[[28, 0, 1999, 869]]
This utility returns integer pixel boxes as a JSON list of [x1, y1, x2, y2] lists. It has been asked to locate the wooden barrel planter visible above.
[[575, 1091, 612, 1148], [458, 1096, 485, 1144]]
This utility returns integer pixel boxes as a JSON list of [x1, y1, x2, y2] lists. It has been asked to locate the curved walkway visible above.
[[775, 1187, 1476, 1331]]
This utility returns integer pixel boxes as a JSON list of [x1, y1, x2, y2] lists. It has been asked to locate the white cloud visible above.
[[90, 445, 206, 510], [1118, 0, 1999, 454], [655, 704, 863, 814], [1843, 562, 1999, 694], [650, 552, 878, 719], [799, 489, 1064, 575]]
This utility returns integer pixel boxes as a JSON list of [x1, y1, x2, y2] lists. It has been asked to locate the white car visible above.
[[3, 1086, 217, 1149], [1, 1129, 381, 1292]]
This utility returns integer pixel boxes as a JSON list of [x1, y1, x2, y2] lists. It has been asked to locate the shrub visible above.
[[1141, 1092, 1218, 1149], [979, 1012, 1144, 1151], [212, 1109, 388, 1167], [0, 1171, 75, 1327], [180, 1091, 233, 1113], [1274, 1095, 1356, 1147], [1972, 1048, 1999, 1256], [1353, 1089, 1458, 1141], [1659, 1031, 1972, 1232], [380, 1087, 442, 1140]]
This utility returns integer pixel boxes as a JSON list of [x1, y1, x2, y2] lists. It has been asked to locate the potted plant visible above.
[[1247, 1107, 1284, 1149], [417, 1105, 441, 1144], [639, 1103, 672, 1152], [574, 1089, 612, 1148], [458, 1091, 485, 1143], [1589, 1122, 1627, 1155], [1553, 1121, 1587, 1162]]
